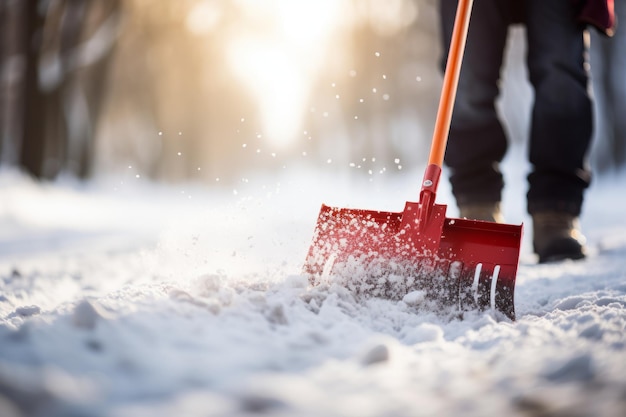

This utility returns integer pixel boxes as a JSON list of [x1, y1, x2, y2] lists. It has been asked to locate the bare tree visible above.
[[0, 0, 121, 179]]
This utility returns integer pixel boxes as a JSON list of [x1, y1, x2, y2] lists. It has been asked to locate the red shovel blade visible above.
[[304, 202, 523, 320]]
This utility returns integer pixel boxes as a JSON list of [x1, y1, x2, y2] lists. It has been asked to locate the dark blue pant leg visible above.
[[440, 0, 513, 207], [525, 0, 593, 216]]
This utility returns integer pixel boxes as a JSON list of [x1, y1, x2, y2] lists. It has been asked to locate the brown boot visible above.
[[458, 202, 504, 223], [532, 211, 586, 263]]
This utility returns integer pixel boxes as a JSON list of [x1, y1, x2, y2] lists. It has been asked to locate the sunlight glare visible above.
[[277, 0, 343, 44], [227, 0, 344, 148], [228, 40, 305, 148]]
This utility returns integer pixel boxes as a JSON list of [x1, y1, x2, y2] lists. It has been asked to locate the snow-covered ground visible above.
[[1, 152, 625, 417]]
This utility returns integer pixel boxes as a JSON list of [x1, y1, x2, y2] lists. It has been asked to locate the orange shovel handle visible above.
[[429, 0, 473, 168]]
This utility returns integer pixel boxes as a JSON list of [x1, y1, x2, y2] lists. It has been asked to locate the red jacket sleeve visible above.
[[576, 0, 617, 37]]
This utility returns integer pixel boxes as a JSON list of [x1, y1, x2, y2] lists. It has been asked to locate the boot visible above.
[[458, 202, 504, 223], [532, 211, 586, 263]]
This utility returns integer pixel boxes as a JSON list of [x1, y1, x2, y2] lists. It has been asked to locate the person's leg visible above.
[[439, 0, 512, 214], [589, 33, 612, 173], [589, 0, 626, 172], [525, 0, 592, 261], [525, 0, 592, 216], [607, 0, 626, 168]]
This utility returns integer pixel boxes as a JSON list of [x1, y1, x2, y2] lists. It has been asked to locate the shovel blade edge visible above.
[[441, 217, 523, 319]]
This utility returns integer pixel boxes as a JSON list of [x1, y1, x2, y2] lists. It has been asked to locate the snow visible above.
[[1, 155, 625, 417]]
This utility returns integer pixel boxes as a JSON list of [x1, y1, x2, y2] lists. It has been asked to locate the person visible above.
[[438, 0, 616, 263], [590, 0, 626, 173]]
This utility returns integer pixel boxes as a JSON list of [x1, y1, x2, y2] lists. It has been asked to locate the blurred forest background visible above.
[[1, 0, 624, 186]]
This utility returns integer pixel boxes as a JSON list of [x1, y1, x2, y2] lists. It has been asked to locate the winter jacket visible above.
[[576, 0, 616, 36]]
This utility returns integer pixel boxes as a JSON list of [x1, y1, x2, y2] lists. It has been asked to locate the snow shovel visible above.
[[303, 0, 523, 320]]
